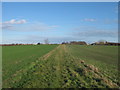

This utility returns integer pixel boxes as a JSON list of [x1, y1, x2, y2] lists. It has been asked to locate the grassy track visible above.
[[2, 45, 119, 88]]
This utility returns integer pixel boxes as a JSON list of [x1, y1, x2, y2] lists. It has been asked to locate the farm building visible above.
[[69, 41, 87, 45], [105, 42, 120, 46], [61, 42, 69, 44], [91, 41, 120, 46]]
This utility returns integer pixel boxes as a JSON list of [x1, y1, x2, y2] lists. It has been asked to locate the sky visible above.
[[1, 2, 118, 44]]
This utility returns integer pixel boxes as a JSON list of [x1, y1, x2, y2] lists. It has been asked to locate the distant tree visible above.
[[37, 43, 41, 45], [44, 39, 49, 44]]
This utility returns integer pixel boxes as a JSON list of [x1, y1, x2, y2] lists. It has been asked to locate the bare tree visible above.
[[44, 39, 49, 44]]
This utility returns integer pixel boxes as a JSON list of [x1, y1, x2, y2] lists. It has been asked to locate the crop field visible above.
[[2, 45, 119, 88]]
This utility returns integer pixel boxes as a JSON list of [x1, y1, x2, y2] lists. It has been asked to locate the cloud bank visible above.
[[1, 19, 59, 31]]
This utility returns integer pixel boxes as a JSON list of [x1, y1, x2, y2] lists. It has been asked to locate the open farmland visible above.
[[2, 45, 119, 88], [2, 45, 58, 87]]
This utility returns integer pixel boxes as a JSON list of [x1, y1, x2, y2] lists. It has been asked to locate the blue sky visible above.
[[2, 2, 118, 44]]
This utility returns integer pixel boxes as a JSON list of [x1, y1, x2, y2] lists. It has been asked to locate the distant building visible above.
[[61, 42, 69, 44], [69, 41, 87, 45], [105, 42, 120, 46], [91, 43, 96, 45], [91, 41, 120, 46]]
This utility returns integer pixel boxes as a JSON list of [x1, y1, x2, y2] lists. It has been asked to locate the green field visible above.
[[2, 45, 119, 88]]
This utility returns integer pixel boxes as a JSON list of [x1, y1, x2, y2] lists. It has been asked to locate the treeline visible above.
[[1, 40, 120, 46], [0, 43, 58, 46], [62, 41, 87, 45], [0, 43, 34, 46], [62, 41, 120, 46]]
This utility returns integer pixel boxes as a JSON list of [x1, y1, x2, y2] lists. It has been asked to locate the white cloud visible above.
[[4, 19, 27, 24], [83, 18, 96, 22], [1, 20, 59, 31], [1, 19, 27, 29]]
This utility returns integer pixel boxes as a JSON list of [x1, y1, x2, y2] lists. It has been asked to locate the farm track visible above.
[[38, 45, 61, 60], [3, 45, 119, 88]]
